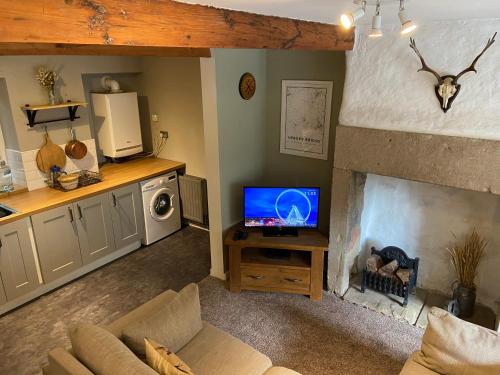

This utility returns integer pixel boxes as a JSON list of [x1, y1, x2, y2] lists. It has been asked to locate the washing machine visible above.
[[141, 171, 181, 245]]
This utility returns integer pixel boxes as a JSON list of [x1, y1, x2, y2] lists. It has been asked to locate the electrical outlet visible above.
[[160, 130, 169, 139]]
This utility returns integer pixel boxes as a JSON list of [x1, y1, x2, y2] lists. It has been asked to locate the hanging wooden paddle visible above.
[[36, 131, 67, 174]]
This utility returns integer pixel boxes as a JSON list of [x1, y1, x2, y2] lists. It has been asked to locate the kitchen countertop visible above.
[[0, 157, 185, 225]]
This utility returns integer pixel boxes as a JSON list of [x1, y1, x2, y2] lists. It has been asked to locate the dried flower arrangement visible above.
[[35, 66, 58, 89], [447, 229, 487, 289], [35, 66, 59, 104]]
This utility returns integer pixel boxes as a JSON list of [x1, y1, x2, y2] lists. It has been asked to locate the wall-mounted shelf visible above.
[[22, 101, 87, 128]]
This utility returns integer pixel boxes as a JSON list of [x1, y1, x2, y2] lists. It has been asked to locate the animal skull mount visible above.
[[409, 33, 497, 113]]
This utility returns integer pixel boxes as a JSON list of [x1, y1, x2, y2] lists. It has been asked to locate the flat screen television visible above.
[[244, 187, 319, 235]]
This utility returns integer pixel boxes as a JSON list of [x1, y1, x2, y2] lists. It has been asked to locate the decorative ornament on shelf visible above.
[[447, 229, 488, 318], [35, 66, 59, 105], [239, 72, 256, 100], [409, 33, 496, 113]]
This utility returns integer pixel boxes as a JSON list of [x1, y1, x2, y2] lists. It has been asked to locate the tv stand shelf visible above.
[[225, 224, 329, 301]]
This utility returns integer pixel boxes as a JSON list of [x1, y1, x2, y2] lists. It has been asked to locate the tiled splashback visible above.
[[6, 139, 98, 191]]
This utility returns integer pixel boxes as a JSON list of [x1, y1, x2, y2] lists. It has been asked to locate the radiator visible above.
[[178, 175, 209, 225]]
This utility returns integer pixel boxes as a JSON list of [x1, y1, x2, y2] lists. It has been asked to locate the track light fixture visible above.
[[340, 0, 366, 30], [398, 0, 417, 34], [340, 0, 417, 38], [369, 0, 383, 38]]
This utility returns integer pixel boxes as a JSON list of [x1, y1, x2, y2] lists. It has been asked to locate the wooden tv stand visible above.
[[225, 224, 329, 301]]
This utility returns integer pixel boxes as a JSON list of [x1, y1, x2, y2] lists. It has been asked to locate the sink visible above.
[[0, 204, 16, 218]]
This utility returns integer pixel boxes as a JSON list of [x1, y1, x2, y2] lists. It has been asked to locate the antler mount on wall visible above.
[[409, 33, 497, 113]]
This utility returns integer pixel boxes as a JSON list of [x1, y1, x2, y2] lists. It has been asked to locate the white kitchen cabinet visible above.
[[0, 218, 40, 300], [0, 277, 6, 305], [32, 205, 83, 283], [75, 193, 116, 265], [109, 184, 144, 249]]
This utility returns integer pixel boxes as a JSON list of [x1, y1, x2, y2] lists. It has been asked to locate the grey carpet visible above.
[[0, 226, 210, 375], [198, 277, 423, 375]]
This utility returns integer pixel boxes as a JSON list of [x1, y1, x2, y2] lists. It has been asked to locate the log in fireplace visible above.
[[361, 246, 419, 306]]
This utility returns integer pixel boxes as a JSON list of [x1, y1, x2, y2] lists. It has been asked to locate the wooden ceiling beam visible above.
[[0, 43, 211, 57], [0, 0, 354, 52]]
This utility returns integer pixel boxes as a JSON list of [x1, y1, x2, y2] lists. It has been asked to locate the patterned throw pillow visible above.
[[145, 337, 194, 375]]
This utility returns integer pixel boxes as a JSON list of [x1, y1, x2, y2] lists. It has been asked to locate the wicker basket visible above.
[[49, 170, 102, 192]]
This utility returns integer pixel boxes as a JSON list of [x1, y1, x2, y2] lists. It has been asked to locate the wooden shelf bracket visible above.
[[22, 101, 87, 127]]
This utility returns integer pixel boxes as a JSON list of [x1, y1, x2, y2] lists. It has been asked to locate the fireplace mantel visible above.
[[334, 126, 500, 195], [328, 126, 500, 296]]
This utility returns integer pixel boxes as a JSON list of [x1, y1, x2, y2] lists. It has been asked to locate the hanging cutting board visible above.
[[36, 133, 67, 174]]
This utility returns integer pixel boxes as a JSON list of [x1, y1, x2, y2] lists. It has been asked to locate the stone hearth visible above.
[[343, 273, 496, 330]]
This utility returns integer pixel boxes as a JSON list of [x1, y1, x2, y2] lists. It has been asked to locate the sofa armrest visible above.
[[263, 367, 302, 375], [399, 352, 438, 375], [42, 347, 93, 375]]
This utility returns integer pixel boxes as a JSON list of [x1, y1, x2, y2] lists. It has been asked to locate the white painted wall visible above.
[[0, 124, 5, 161], [0, 56, 141, 151], [180, 1, 500, 25], [341, 20, 500, 140], [138, 57, 206, 178], [341, 19, 500, 309], [200, 56, 225, 279]]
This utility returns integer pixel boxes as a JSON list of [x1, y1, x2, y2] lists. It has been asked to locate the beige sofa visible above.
[[42, 285, 300, 375], [400, 307, 500, 375]]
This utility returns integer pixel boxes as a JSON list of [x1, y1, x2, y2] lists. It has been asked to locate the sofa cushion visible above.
[[145, 337, 194, 375], [263, 366, 302, 375], [107, 289, 177, 339], [123, 283, 203, 357], [177, 322, 272, 375], [399, 353, 438, 375], [69, 323, 157, 375], [415, 307, 500, 375]]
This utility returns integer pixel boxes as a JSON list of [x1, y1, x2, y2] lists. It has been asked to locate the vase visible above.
[[454, 284, 476, 318], [48, 86, 56, 105]]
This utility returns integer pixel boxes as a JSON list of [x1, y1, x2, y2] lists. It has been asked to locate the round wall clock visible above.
[[239, 72, 256, 100]]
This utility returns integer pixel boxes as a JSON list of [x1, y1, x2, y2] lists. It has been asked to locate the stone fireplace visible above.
[[327, 126, 500, 318], [328, 18, 500, 329]]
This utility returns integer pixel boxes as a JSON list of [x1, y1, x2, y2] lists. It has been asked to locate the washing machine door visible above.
[[150, 188, 175, 221]]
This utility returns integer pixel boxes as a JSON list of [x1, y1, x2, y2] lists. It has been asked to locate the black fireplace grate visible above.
[[361, 246, 419, 306]]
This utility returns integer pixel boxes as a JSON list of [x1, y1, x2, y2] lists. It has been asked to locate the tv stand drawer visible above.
[[241, 265, 310, 292]]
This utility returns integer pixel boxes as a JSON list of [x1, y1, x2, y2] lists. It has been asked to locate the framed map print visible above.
[[280, 80, 333, 160]]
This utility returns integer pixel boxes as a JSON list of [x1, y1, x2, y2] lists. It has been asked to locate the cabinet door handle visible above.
[[248, 275, 264, 280], [112, 193, 117, 207], [284, 278, 302, 283], [77, 204, 83, 220], [68, 207, 74, 222]]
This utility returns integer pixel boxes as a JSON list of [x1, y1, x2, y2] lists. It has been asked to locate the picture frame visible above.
[[280, 80, 333, 160]]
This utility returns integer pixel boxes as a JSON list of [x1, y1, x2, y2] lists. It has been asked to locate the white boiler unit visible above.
[[91, 92, 143, 158]]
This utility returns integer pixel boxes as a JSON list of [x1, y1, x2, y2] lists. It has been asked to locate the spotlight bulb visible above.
[[398, 3, 416, 35], [340, 14, 354, 29], [369, 3, 382, 38], [340, 4, 366, 30]]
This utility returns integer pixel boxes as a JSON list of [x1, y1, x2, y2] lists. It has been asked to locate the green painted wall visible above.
[[212, 49, 345, 233], [264, 50, 345, 233], [213, 49, 268, 229]]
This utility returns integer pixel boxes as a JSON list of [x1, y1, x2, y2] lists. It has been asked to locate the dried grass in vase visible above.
[[447, 229, 487, 289]]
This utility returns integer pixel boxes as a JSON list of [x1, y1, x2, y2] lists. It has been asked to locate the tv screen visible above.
[[244, 187, 319, 228]]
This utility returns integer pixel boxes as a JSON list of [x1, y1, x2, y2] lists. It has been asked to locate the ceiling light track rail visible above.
[[341, 0, 417, 38]]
